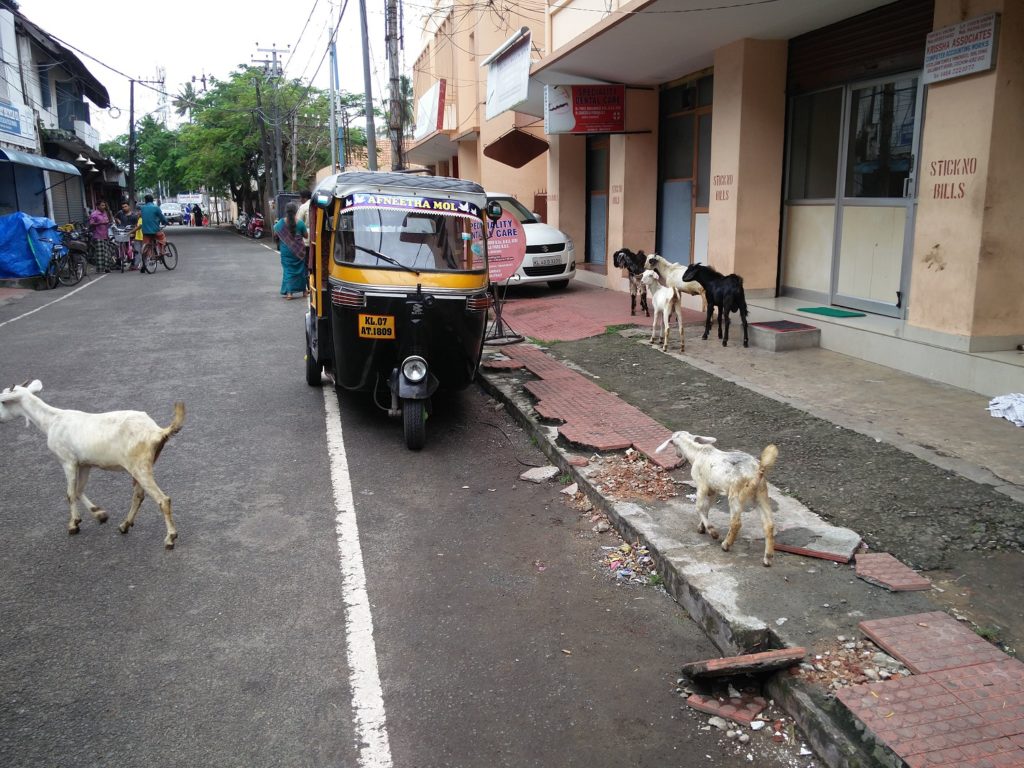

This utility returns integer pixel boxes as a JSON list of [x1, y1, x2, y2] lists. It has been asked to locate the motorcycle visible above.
[[234, 213, 248, 234], [247, 212, 265, 239], [303, 171, 503, 450]]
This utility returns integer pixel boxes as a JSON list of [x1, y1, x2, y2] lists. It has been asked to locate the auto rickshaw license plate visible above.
[[359, 313, 396, 339]]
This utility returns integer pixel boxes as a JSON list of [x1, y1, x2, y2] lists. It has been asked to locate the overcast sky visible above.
[[19, 0, 421, 143]]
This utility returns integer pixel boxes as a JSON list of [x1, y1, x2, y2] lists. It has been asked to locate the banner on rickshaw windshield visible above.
[[341, 193, 481, 219], [473, 215, 525, 283]]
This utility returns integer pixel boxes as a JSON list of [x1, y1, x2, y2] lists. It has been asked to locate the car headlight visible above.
[[402, 355, 428, 383], [565, 238, 574, 253]]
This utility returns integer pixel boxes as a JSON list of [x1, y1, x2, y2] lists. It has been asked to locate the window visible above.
[[787, 89, 842, 200], [38, 64, 51, 108]]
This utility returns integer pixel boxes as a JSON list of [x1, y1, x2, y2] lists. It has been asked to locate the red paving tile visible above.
[[856, 552, 933, 591], [860, 611, 1011, 673], [686, 692, 768, 725], [837, 612, 1024, 768], [486, 343, 683, 469]]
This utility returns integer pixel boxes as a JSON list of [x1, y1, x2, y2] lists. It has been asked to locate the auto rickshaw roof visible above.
[[316, 171, 486, 202]]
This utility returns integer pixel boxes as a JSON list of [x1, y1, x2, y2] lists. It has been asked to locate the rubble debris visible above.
[[601, 541, 657, 585], [520, 465, 560, 483], [681, 647, 807, 679], [792, 636, 910, 692], [582, 450, 678, 502]]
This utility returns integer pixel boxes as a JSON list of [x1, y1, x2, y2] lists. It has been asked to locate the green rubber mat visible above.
[[798, 307, 866, 318]]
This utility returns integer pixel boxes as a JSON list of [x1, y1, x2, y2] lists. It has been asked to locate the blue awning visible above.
[[0, 148, 80, 176]]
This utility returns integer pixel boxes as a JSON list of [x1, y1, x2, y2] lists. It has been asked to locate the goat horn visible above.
[[19, 380, 30, 388]]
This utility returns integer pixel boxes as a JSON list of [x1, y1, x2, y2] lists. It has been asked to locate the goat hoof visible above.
[[165, 541, 175, 550], [68, 526, 80, 535], [743, 341, 749, 348], [762, 558, 772, 567], [118, 522, 131, 534], [707, 528, 719, 540], [701, 334, 709, 340], [721, 541, 731, 552], [95, 511, 108, 523]]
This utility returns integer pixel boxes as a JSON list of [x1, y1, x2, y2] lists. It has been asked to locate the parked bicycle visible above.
[[38, 228, 86, 288], [140, 228, 178, 273]]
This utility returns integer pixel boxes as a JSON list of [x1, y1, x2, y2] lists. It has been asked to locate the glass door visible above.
[[833, 74, 922, 316]]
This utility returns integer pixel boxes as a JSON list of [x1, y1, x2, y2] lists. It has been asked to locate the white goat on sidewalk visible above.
[[640, 268, 684, 352], [0, 380, 186, 548], [657, 430, 778, 566]]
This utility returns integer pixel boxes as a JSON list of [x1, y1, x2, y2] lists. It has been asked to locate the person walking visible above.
[[296, 189, 311, 246], [138, 194, 169, 274], [273, 201, 308, 300], [87, 200, 116, 273]]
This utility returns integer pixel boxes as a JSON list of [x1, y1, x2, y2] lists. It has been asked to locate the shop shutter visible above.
[[788, 0, 934, 94], [47, 171, 70, 224]]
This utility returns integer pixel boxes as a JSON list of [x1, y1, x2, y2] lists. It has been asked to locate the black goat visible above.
[[681, 263, 749, 347], [612, 248, 650, 317]]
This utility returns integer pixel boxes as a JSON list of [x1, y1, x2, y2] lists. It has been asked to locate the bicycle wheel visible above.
[[57, 253, 83, 286], [161, 242, 178, 270], [143, 245, 160, 273], [44, 255, 60, 289]]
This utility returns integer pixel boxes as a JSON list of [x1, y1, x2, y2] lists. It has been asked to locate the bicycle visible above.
[[140, 230, 178, 273], [39, 234, 86, 288], [111, 225, 134, 272]]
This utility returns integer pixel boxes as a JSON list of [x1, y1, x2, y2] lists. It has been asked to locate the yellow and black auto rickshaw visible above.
[[304, 171, 501, 450]]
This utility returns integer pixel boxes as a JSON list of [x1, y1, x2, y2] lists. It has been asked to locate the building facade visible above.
[[0, 5, 116, 225]]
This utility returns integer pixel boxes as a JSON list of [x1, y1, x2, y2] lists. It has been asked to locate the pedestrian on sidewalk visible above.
[[273, 201, 308, 300], [87, 201, 116, 273]]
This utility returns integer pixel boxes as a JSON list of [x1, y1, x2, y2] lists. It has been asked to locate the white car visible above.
[[160, 202, 184, 225], [487, 194, 575, 289]]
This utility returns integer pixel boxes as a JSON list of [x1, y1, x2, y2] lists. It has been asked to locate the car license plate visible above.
[[358, 314, 395, 339], [534, 256, 562, 267]]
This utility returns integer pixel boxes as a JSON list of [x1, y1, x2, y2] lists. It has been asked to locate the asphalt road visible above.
[[0, 227, 820, 767]]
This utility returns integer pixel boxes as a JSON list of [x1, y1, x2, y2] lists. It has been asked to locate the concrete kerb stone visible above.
[[477, 360, 887, 768]]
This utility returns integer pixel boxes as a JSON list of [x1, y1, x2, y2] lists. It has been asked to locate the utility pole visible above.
[[386, 0, 403, 170], [328, 35, 338, 172], [127, 75, 164, 205], [253, 44, 289, 195], [358, 0, 377, 170]]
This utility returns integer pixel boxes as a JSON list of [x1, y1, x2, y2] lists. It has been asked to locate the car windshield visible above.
[[489, 197, 538, 225], [332, 204, 488, 273]]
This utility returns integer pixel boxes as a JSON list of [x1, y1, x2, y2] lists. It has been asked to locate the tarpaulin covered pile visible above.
[[0, 212, 61, 278]]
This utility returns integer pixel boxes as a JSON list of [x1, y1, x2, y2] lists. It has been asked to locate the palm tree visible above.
[[172, 82, 198, 123]]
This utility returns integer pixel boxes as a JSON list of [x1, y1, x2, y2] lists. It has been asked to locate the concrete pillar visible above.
[[708, 38, 787, 294], [548, 133, 586, 264], [608, 89, 659, 267], [908, 0, 1024, 348]]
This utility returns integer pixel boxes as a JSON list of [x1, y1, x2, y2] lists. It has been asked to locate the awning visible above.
[[0, 148, 81, 176], [406, 130, 461, 166], [483, 127, 548, 169]]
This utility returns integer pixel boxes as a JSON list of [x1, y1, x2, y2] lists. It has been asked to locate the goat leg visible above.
[[640, 290, 650, 317], [758, 488, 774, 566], [721, 494, 743, 552], [741, 306, 749, 348], [75, 467, 108, 523], [61, 462, 83, 534], [702, 305, 714, 341], [119, 480, 145, 535], [695, 490, 719, 539], [630, 290, 637, 316]]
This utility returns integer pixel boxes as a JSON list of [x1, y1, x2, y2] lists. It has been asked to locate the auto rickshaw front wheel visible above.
[[402, 399, 427, 450]]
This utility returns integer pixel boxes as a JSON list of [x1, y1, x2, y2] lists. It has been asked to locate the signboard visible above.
[[923, 12, 999, 85], [0, 99, 38, 150], [342, 193, 481, 219], [413, 79, 446, 141], [544, 84, 625, 135], [477, 215, 525, 283], [484, 30, 532, 120]]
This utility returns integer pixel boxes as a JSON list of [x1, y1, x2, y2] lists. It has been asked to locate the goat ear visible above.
[[27, 380, 42, 393], [694, 435, 717, 446]]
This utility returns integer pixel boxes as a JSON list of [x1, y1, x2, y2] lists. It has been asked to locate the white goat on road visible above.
[[0, 380, 186, 548], [657, 430, 778, 566], [640, 269, 684, 352]]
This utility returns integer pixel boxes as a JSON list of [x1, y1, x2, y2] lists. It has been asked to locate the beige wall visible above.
[[548, 133, 586, 258], [708, 38, 787, 292], [909, 0, 1024, 345]]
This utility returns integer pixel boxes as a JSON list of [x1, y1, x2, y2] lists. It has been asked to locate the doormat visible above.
[[750, 320, 818, 333], [798, 307, 866, 318]]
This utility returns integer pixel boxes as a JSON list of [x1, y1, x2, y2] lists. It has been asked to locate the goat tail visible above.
[[162, 402, 186, 440], [757, 444, 778, 480]]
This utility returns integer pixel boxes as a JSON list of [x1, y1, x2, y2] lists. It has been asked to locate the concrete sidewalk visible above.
[[479, 282, 1024, 768]]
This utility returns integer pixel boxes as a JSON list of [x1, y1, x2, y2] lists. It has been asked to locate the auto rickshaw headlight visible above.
[[402, 356, 428, 383]]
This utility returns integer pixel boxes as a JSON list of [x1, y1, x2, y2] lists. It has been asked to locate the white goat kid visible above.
[[656, 430, 778, 566], [640, 269, 684, 352], [643, 253, 707, 313], [0, 380, 186, 548]]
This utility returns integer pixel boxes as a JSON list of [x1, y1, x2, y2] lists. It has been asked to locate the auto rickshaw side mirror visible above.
[[485, 200, 503, 222], [314, 191, 332, 208]]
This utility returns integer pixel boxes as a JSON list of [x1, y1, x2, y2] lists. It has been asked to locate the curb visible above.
[[478, 361, 888, 768]]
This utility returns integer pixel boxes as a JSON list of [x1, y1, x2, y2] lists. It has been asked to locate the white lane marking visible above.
[[322, 389, 394, 768], [0, 275, 106, 330]]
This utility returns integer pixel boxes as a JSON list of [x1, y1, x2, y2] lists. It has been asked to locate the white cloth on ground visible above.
[[987, 393, 1024, 427]]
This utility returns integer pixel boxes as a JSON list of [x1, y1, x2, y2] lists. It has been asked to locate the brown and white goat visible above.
[[643, 254, 707, 314], [657, 430, 778, 566], [611, 248, 650, 317], [0, 380, 186, 548]]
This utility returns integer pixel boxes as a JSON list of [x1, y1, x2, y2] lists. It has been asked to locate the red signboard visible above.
[[544, 84, 625, 135]]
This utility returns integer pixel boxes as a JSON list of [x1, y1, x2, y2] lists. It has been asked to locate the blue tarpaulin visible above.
[[0, 212, 61, 278]]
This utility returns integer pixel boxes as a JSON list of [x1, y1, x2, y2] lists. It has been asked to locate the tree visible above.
[[172, 82, 199, 124]]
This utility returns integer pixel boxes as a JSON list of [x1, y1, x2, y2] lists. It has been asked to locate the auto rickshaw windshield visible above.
[[333, 207, 488, 273]]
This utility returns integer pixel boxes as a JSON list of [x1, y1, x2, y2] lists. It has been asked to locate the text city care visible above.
[[929, 156, 977, 200]]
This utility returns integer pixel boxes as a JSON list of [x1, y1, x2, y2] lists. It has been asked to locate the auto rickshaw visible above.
[[304, 171, 502, 450]]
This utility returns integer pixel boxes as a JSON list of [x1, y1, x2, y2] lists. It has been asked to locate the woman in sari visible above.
[[87, 200, 116, 272], [273, 201, 308, 299]]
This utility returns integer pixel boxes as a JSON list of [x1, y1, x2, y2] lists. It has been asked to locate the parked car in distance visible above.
[[487, 194, 575, 289], [160, 202, 183, 225]]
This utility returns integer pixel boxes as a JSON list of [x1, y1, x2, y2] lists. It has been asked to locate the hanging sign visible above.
[[544, 84, 625, 135], [475, 215, 525, 283]]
